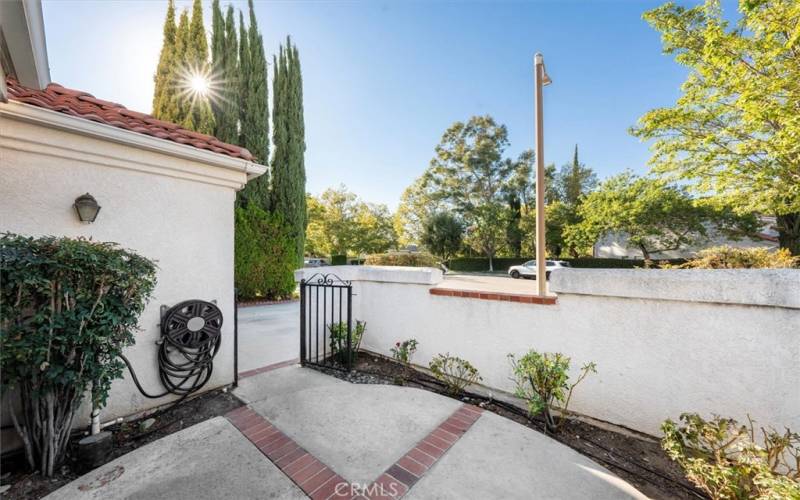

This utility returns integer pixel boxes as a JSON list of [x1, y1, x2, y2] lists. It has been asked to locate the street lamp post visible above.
[[534, 53, 551, 297]]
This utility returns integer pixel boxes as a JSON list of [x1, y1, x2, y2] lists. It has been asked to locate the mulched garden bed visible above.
[[0, 388, 243, 500], [310, 353, 706, 500]]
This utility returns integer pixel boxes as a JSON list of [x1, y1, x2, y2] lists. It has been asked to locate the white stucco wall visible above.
[[0, 112, 253, 443], [296, 266, 800, 436]]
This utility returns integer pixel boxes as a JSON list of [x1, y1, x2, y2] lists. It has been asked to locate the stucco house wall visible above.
[[0, 106, 257, 447], [296, 266, 800, 436]]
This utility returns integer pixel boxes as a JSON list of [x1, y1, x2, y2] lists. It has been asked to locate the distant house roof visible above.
[[6, 78, 253, 161]]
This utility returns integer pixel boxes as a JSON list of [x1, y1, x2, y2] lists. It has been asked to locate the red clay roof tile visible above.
[[5, 78, 253, 162]]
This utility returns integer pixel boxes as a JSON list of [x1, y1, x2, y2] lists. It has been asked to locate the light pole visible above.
[[534, 53, 552, 297]]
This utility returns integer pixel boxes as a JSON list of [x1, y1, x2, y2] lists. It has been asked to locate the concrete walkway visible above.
[[48, 365, 645, 499]]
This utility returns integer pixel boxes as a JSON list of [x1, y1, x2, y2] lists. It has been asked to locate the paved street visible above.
[[237, 301, 299, 373]]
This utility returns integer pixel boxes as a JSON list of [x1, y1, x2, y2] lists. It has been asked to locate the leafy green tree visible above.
[[426, 115, 516, 268], [632, 0, 800, 254], [353, 203, 397, 255], [271, 37, 307, 266], [306, 186, 395, 257], [394, 174, 446, 247], [504, 150, 535, 257], [554, 145, 597, 206], [152, 0, 176, 118], [421, 212, 464, 263], [184, 0, 215, 134], [564, 172, 757, 260]]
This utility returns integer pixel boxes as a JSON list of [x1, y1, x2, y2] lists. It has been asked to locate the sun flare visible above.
[[190, 74, 210, 96]]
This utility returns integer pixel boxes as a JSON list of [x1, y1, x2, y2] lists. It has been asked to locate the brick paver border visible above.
[[363, 404, 483, 499], [226, 403, 483, 500], [239, 358, 300, 379], [429, 287, 557, 305]]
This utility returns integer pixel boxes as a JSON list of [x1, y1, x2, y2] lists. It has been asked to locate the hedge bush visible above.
[[677, 246, 798, 269], [330, 254, 347, 265], [0, 233, 157, 475], [235, 205, 296, 300], [447, 257, 687, 271], [364, 252, 439, 267]]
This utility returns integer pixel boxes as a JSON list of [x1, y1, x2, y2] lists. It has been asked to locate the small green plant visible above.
[[428, 353, 482, 395], [328, 320, 366, 365], [390, 339, 418, 364], [661, 413, 800, 500], [508, 350, 596, 433]]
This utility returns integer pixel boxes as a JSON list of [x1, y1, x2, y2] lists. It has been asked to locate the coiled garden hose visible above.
[[120, 300, 223, 400]]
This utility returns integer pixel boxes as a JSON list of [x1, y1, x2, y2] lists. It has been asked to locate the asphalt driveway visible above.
[[237, 301, 299, 373]]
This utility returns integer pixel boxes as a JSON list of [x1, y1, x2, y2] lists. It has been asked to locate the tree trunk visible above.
[[638, 244, 651, 261], [488, 254, 494, 272], [776, 213, 800, 256]]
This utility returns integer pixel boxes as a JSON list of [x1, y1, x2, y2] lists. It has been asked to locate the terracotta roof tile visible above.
[[5, 78, 253, 162]]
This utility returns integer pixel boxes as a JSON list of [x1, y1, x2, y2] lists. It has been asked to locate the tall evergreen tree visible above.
[[210, 0, 225, 67], [243, 0, 269, 164], [152, 0, 176, 118], [170, 9, 191, 127], [271, 38, 308, 265], [237, 10, 250, 149], [184, 0, 215, 134], [210, 2, 239, 145], [236, 2, 270, 209]]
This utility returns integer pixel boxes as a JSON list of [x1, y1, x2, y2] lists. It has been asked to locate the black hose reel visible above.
[[121, 299, 223, 400]]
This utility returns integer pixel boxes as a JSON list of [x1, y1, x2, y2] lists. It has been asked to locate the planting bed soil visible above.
[[0, 388, 242, 500], [310, 353, 706, 500]]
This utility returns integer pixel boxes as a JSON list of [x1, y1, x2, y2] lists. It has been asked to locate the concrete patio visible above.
[[47, 365, 646, 499]]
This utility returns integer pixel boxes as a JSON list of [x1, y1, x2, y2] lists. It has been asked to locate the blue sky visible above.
[[41, 0, 732, 209]]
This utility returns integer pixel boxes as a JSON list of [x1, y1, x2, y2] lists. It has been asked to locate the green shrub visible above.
[[328, 320, 365, 365], [390, 339, 418, 364], [364, 252, 439, 267], [446, 257, 686, 272], [676, 246, 798, 269], [235, 205, 296, 300], [508, 350, 596, 433], [429, 354, 482, 395], [0, 233, 157, 475], [330, 254, 347, 265], [661, 413, 800, 499]]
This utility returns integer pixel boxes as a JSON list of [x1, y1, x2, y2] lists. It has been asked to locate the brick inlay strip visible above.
[[226, 403, 483, 500], [430, 287, 557, 305], [365, 404, 484, 499], [239, 358, 299, 379], [226, 406, 349, 499]]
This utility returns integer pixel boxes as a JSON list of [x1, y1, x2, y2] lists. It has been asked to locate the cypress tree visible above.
[[237, 11, 250, 149], [244, 0, 269, 164], [185, 0, 215, 134], [152, 0, 176, 117], [210, 2, 238, 145], [216, 6, 239, 145], [170, 9, 191, 126], [271, 38, 307, 265], [211, 0, 225, 67], [236, 2, 270, 209]]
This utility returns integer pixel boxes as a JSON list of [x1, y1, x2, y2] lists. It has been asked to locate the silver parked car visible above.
[[508, 260, 570, 280]]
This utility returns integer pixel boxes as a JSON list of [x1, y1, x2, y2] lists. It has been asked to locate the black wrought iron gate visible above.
[[299, 273, 354, 370]]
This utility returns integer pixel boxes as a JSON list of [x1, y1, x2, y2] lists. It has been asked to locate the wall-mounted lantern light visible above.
[[74, 193, 101, 223]]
